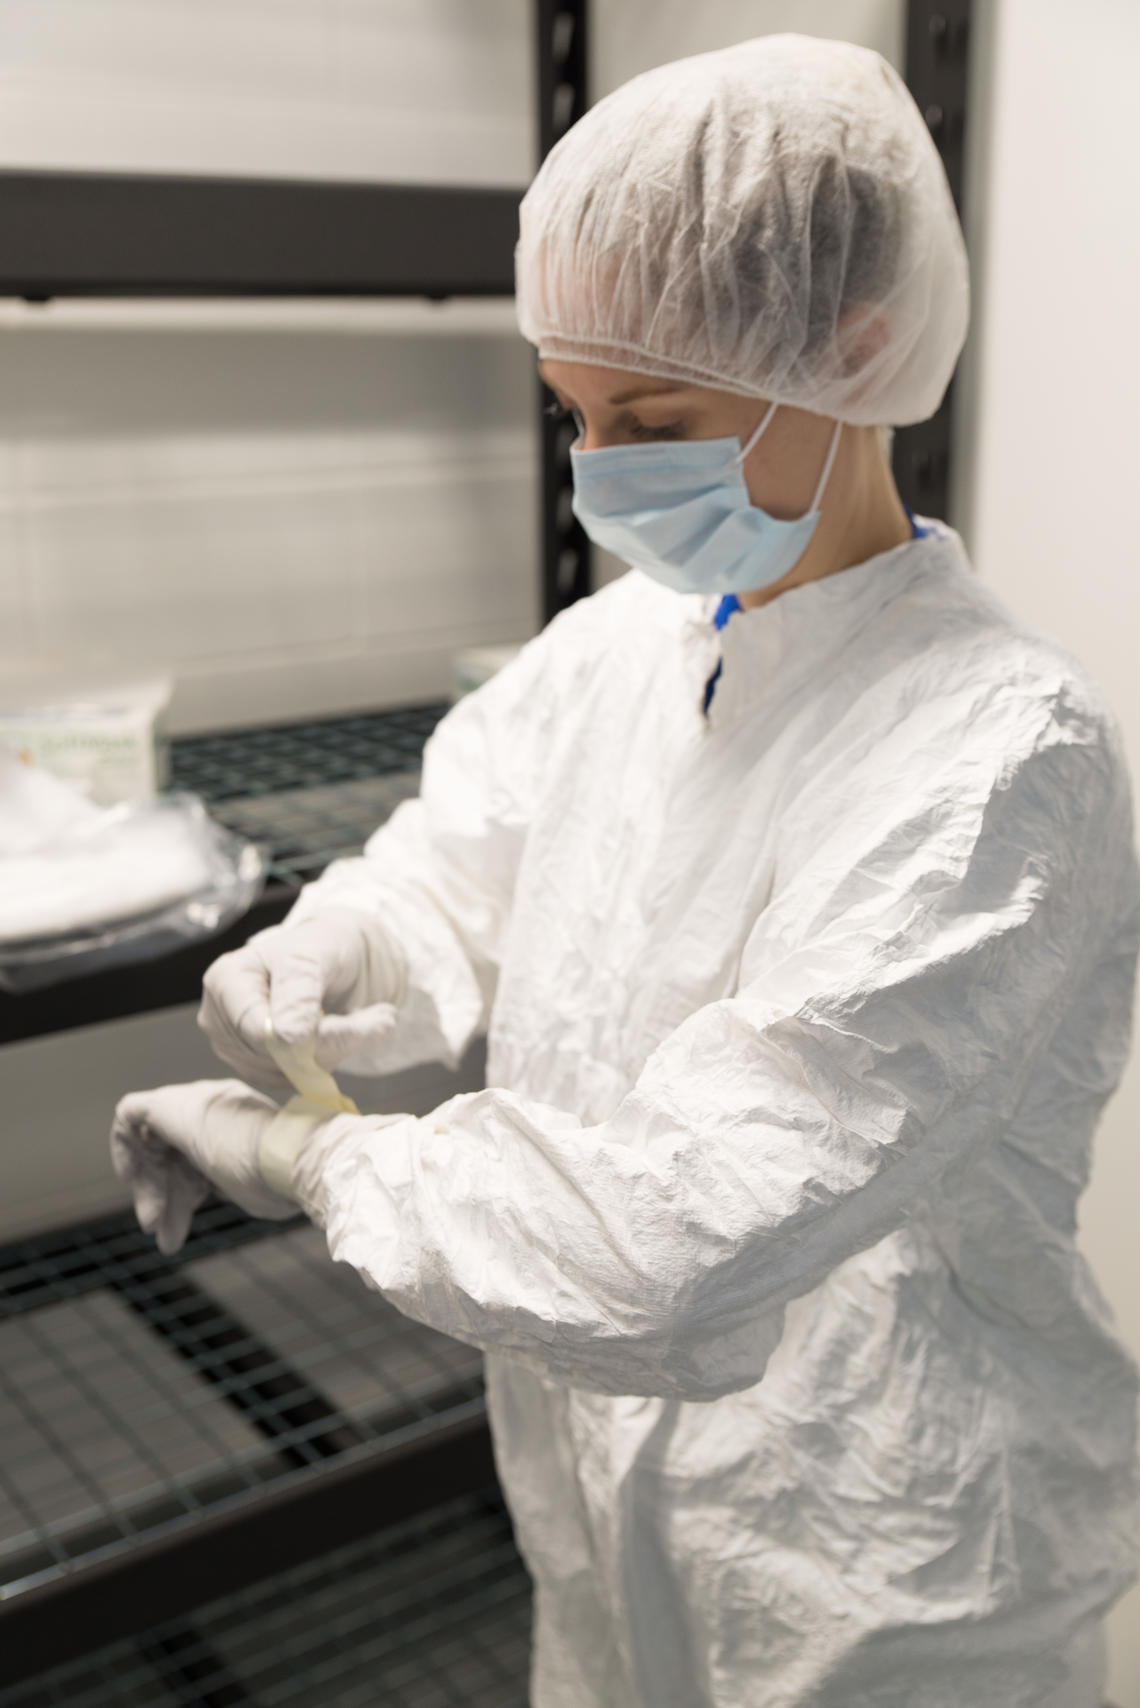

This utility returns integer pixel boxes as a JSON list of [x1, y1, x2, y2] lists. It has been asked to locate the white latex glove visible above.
[[197, 907, 403, 1092], [111, 1080, 300, 1256]]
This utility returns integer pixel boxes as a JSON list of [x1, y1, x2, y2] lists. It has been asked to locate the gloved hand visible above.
[[197, 907, 403, 1092], [111, 1079, 299, 1256]]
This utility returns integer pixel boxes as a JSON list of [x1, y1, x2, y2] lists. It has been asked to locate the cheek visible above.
[[742, 428, 830, 518], [743, 461, 807, 519]]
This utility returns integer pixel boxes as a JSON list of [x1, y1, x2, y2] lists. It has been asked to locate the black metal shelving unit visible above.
[[0, 174, 522, 302], [0, 1200, 498, 1689], [0, 2, 972, 1695], [0, 1483, 530, 1707], [536, 0, 594, 619], [896, 0, 972, 522]]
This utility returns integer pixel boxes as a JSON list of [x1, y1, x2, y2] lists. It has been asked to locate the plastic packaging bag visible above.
[[0, 751, 265, 992]]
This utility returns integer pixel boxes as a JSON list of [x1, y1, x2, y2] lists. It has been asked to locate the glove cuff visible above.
[[258, 1098, 332, 1200]]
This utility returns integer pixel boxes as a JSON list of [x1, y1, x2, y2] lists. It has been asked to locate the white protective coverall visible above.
[[282, 521, 1140, 1707]]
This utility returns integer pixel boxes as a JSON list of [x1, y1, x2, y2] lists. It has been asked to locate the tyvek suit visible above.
[[286, 524, 1139, 1708]]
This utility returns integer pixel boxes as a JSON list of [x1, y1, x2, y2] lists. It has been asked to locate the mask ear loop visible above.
[[808, 421, 844, 514], [734, 400, 780, 465], [733, 408, 843, 515]]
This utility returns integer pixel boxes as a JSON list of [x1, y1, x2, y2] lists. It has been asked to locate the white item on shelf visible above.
[[0, 677, 172, 806], [0, 811, 214, 943], [0, 744, 102, 857], [0, 748, 264, 989]]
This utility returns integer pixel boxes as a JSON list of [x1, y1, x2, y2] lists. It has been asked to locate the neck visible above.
[[736, 428, 913, 612]]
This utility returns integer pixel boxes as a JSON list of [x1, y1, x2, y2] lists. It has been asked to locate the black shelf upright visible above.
[[536, 1, 593, 624], [894, 0, 973, 522]]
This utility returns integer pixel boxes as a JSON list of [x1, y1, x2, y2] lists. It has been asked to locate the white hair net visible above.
[[516, 34, 969, 426]]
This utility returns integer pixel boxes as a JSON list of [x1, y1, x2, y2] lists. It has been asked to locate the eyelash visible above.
[[630, 420, 684, 442], [543, 401, 684, 442], [544, 400, 583, 431]]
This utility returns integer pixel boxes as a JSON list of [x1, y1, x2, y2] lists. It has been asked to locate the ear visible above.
[[837, 303, 890, 378]]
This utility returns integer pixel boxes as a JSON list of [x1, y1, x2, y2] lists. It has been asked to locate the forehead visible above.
[[537, 359, 707, 407]]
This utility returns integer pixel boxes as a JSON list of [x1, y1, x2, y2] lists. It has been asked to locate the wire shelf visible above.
[[0, 704, 454, 1046], [169, 706, 450, 803], [0, 1204, 485, 1606], [210, 774, 423, 886], [1, 698, 495, 1681], [167, 703, 450, 888], [0, 1489, 531, 1707]]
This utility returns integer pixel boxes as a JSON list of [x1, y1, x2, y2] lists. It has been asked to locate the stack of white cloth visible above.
[[0, 747, 263, 985]]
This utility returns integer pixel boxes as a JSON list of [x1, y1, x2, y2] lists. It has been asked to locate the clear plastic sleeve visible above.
[[0, 792, 266, 992]]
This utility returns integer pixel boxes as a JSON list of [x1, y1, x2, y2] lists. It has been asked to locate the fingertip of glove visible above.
[[155, 1223, 184, 1258]]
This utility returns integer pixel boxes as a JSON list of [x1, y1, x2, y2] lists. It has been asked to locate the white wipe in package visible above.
[[0, 748, 264, 989], [0, 678, 172, 805]]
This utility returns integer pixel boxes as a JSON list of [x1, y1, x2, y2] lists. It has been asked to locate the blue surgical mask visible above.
[[570, 403, 843, 597]]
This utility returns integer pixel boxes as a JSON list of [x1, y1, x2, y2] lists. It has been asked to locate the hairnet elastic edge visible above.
[[523, 329, 923, 427]]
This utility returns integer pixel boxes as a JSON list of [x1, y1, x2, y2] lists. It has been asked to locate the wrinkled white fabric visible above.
[[283, 527, 1139, 1708], [516, 35, 969, 425]]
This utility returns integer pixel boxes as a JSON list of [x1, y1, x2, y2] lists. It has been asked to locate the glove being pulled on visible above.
[[111, 1079, 301, 1256], [197, 907, 404, 1092]]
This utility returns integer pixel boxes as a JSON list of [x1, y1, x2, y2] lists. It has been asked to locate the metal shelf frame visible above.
[[0, 1202, 495, 1689], [0, 172, 521, 302], [0, 1489, 530, 1708], [894, 0, 973, 522], [537, 0, 593, 620]]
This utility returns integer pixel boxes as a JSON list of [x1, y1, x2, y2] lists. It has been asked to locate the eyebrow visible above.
[[610, 383, 693, 407], [538, 364, 694, 408]]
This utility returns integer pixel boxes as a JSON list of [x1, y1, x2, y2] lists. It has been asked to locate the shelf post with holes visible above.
[[536, 0, 592, 623], [893, 0, 973, 523]]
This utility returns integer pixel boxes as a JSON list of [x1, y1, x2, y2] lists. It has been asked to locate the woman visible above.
[[113, 36, 1138, 1708]]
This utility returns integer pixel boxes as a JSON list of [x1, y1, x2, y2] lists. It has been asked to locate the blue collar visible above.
[[705, 507, 928, 713]]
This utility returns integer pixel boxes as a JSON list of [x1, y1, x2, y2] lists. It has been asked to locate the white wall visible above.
[[0, 300, 538, 733], [0, 0, 537, 735], [590, 0, 903, 98], [0, 0, 533, 184], [954, 2, 1140, 1699]]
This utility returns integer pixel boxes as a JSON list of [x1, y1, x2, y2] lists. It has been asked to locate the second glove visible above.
[[197, 907, 403, 1092]]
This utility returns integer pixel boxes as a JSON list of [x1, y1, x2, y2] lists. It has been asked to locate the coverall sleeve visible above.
[[294, 695, 1137, 1401], [282, 617, 576, 1075]]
